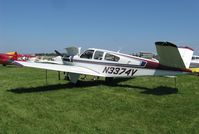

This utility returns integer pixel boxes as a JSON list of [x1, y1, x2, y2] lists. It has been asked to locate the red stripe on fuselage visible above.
[[116, 53, 192, 72], [72, 57, 191, 73]]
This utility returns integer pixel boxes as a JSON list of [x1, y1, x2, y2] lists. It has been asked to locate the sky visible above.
[[0, 0, 199, 54]]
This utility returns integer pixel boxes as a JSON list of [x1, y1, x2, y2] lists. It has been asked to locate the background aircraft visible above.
[[14, 42, 194, 84], [0, 52, 18, 66], [0, 52, 33, 66], [190, 55, 199, 73]]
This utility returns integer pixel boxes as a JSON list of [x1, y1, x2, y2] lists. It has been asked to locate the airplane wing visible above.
[[13, 61, 104, 76]]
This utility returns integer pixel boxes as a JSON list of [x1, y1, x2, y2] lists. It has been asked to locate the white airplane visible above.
[[14, 41, 194, 84], [190, 55, 199, 68], [190, 55, 199, 73]]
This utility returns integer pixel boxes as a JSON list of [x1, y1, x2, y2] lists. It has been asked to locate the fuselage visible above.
[[62, 48, 191, 78]]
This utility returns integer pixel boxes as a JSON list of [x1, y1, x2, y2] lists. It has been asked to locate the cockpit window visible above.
[[105, 53, 120, 62], [94, 51, 104, 60], [80, 50, 94, 59]]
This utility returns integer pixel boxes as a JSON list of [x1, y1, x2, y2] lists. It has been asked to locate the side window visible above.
[[94, 51, 104, 60], [80, 50, 94, 59], [105, 53, 120, 62]]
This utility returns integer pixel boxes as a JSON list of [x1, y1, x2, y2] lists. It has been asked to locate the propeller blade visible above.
[[54, 50, 63, 57]]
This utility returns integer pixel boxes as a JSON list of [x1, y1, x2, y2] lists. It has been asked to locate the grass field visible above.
[[0, 65, 199, 134]]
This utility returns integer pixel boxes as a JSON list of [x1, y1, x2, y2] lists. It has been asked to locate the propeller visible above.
[[54, 50, 64, 57], [54, 50, 72, 62]]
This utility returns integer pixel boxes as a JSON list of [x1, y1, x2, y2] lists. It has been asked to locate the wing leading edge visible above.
[[14, 61, 103, 77]]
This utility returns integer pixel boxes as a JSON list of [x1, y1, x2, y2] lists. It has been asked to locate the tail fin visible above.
[[13, 52, 18, 60], [155, 41, 194, 69]]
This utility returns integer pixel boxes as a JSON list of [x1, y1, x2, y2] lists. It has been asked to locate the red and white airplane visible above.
[[0, 52, 34, 66], [0, 52, 18, 66], [0, 52, 33, 66], [14, 41, 194, 83]]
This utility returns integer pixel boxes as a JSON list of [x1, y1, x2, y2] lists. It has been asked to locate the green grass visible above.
[[0, 65, 199, 134]]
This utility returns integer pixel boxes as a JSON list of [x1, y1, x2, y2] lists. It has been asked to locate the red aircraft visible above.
[[0, 52, 32, 66]]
